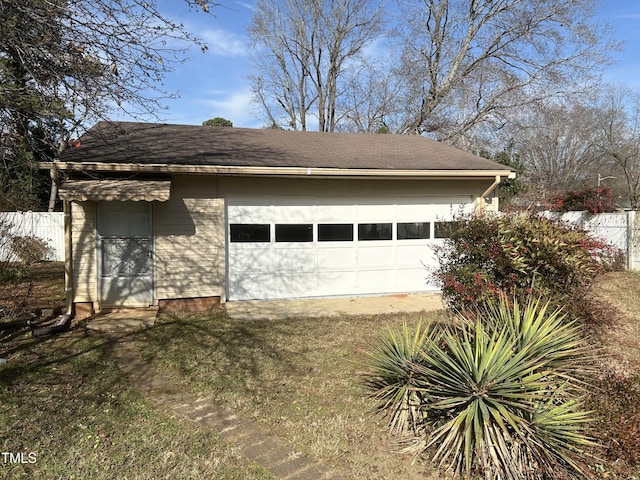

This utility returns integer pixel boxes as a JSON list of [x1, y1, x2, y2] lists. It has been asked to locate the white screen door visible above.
[[98, 201, 153, 306]]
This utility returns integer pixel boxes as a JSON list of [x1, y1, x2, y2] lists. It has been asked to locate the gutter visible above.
[[478, 175, 503, 212], [481, 175, 502, 199], [40, 162, 515, 180]]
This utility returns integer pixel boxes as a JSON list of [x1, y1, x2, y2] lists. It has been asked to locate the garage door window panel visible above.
[[275, 224, 313, 242], [318, 224, 353, 242], [358, 223, 392, 241], [434, 221, 459, 239], [398, 222, 431, 240], [230, 224, 270, 242]]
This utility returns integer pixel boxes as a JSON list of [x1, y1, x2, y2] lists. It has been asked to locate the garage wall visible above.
[[69, 175, 499, 305], [71, 201, 97, 302], [70, 176, 226, 307], [154, 175, 224, 301]]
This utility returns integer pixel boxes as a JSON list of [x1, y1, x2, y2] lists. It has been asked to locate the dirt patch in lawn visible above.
[[0, 261, 65, 312]]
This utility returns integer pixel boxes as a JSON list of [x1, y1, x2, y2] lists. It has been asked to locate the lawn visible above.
[[0, 263, 273, 480], [135, 309, 449, 479], [0, 331, 274, 480], [2, 262, 640, 479], [595, 270, 640, 372]]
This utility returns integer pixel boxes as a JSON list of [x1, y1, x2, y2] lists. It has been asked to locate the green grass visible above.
[[0, 330, 274, 480], [136, 309, 450, 479]]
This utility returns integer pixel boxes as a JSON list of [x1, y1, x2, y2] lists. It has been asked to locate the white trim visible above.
[[42, 161, 515, 179]]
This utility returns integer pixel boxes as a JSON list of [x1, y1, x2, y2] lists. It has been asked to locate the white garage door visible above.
[[226, 196, 474, 301]]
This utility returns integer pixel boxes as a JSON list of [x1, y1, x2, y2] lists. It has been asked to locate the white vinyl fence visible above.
[[543, 211, 640, 270], [0, 212, 65, 261]]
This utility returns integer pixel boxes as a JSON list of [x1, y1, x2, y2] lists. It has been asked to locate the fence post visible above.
[[628, 211, 636, 270]]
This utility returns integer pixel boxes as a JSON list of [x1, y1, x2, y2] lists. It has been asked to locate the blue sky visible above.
[[131, 0, 640, 128], [599, 1, 640, 87]]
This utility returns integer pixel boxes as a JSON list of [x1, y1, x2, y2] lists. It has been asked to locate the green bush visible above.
[[365, 297, 595, 480], [433, 212, 615, 324]]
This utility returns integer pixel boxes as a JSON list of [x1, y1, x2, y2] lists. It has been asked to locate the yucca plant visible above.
[[479, 297, 593, 379], [364, 319, 437, 435], [365, 298, 596, 480]]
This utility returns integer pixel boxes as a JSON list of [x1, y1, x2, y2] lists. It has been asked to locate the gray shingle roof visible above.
[[60, 121, 512, 172]]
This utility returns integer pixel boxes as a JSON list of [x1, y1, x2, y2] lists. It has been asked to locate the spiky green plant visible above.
[[479, 297, 592, 378], [364, 319, 437, 435], [365, 298, 596, 480]]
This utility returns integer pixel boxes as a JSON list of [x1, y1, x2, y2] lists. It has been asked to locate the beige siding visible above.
[[154, 176, 224, 300], [71, 201, 97, 302], [221, 176, 504, 212], [218, 176, 491, 200]]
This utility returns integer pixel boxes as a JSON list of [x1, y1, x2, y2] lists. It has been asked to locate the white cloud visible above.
[[201, 29, 249, 57], [235, 1, 255, 11], [360, 35, 390, 61], [204, 88, 262, 127]]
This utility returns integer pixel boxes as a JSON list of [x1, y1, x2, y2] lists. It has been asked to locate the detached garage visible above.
[[43, 121, 514, 316]]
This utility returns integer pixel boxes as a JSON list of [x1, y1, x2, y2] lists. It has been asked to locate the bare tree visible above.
[[248, 0, 384, 132], [395, 0, 617, 144], [248, 0, 316, 130], [592, 86, 640, 209], [336, 60, 405, 133], [1, 0, 217, 210], [513, 101, 601, 201]]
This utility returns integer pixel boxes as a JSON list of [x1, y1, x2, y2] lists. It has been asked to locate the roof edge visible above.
[[41, 162, 515, 179]]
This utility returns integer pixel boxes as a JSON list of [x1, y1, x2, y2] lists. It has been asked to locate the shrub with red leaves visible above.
[[550, 187, 616, 214]]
